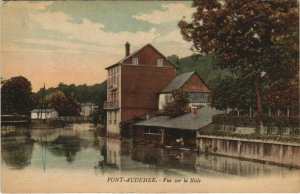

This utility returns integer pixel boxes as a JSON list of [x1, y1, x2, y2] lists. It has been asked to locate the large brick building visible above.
[[104, 43, 177, 138]]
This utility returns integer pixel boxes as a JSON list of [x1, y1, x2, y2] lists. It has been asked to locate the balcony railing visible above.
[[103, 101, 119, 110]]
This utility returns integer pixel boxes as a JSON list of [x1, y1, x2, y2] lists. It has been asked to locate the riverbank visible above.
[[197, 135, 300, 168]]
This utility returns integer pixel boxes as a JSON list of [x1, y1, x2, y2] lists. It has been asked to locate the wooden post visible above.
[[277, 109, 280, 116], [287, 107, 290, 117], [249, 107, 252, 117], [161, 129, 165, 145], [199, 138, 203, 152], [268, 107, 271, 116], [237, 109, 240, 116], [237, 141, 241, 156]]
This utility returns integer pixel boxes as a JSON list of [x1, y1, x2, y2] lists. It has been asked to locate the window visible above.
[[157, 59, 163, 67], [109, 112, 112, 124], [114, 111, 117, 124], [132, 58, 139, 65], [145, 128, 163, 135]]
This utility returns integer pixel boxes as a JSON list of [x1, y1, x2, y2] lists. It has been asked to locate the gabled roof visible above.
[[31, 109, 57, 113], [161, 71, 210, 93], [134, 106, 222, 130], [161, 71, 194, 93], [105, 43, 177, 69]]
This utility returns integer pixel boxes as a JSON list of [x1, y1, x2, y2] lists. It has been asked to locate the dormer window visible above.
[[157, 59, 163, 67], [132, 58, 139, 65]]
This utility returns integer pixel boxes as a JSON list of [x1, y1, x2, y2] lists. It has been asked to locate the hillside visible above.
[[35, 81, 107, 106], [167, 53, 231, 88]]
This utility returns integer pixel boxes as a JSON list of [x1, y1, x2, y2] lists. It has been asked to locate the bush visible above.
[[213, 114, 300, 128]]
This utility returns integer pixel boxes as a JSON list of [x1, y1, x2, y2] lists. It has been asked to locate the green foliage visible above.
[[213, 114, 300, 128], [161, 90, 190, 117], [45, 91, 80, 116], [35, 81, 107, 107], [179, 0, 298, 77], [167, 53, 231, 88], [1, 76, 33, 115], [262, 116, 300, 128], [199, 130, 300, 143], [265, 77, 299, 109], [34, 81, 107, 118], [211, 76, 256, 110]]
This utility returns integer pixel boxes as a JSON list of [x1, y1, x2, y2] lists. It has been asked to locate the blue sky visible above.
[[1, 1, 195, 91]]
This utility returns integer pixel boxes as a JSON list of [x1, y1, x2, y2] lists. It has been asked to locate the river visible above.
[[1, 123, 299, 192]]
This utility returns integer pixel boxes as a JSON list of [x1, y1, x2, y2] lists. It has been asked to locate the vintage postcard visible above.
[[1, 0, 299, 193]]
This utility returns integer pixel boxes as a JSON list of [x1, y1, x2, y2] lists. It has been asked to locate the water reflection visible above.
[[49, 136, 82, 163], [1, 137, 34, 169], [1, 124, 298, 178]]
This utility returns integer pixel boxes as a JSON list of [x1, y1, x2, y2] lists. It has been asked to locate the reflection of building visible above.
[[159, 71, 211, 110], [31, 109, 58, 119], [104, 43, 176, 138], [106, 138, 122, 168], [106, 138, 134, 169], [80, 102, 97, 117]]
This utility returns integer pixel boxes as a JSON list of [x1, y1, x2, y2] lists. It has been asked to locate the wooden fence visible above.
[[59, 116, 93, 123]]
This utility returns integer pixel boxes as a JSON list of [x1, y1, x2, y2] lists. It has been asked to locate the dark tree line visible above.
[[1, 76, 34, 115], [1, 76, 107, 117]]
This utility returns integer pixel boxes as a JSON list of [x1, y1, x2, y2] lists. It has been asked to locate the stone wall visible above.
[[197, 135, 300, 168]]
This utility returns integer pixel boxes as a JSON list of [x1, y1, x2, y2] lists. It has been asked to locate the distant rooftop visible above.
[[134, 106, 222, 130], [31, 109, 57, 113], [80, 102, 96, 106]]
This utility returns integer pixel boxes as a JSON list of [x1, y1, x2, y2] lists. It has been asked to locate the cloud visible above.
[[3, 1, 53, 11], [13, 38, 124, 55], [133, 3, 194, 24], [28, 11, 160, 48], [2, 1, 195, 91], [155, 30, 186, 44]]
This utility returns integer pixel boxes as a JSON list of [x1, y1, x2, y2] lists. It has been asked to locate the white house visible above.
[[80, 102, 97, 117], [31, 109, 59, 120]]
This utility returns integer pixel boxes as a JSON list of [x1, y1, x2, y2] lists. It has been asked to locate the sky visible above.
[[1, 1, 195, 92]]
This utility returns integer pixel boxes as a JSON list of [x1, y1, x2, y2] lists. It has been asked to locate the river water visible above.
[[1, 123, 299, 192]]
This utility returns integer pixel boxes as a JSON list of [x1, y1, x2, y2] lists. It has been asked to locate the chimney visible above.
[[191, 106, 198, 117], [125, 42, 130, 57]]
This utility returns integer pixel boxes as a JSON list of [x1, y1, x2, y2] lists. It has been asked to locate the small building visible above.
[[159, 71, 211, 110], [80, 102, 97, 117], [133, 107, 222, 148], [31, 109, 59, 120]]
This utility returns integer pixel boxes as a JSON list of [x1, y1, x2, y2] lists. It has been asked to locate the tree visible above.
[[161, 90, 190, 117], [265, 75, 299, 115], [179, 0, 299, 129], [45, 91, 80, 116], [211, 76, 256, 111], [1, 76, 33, 115]]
